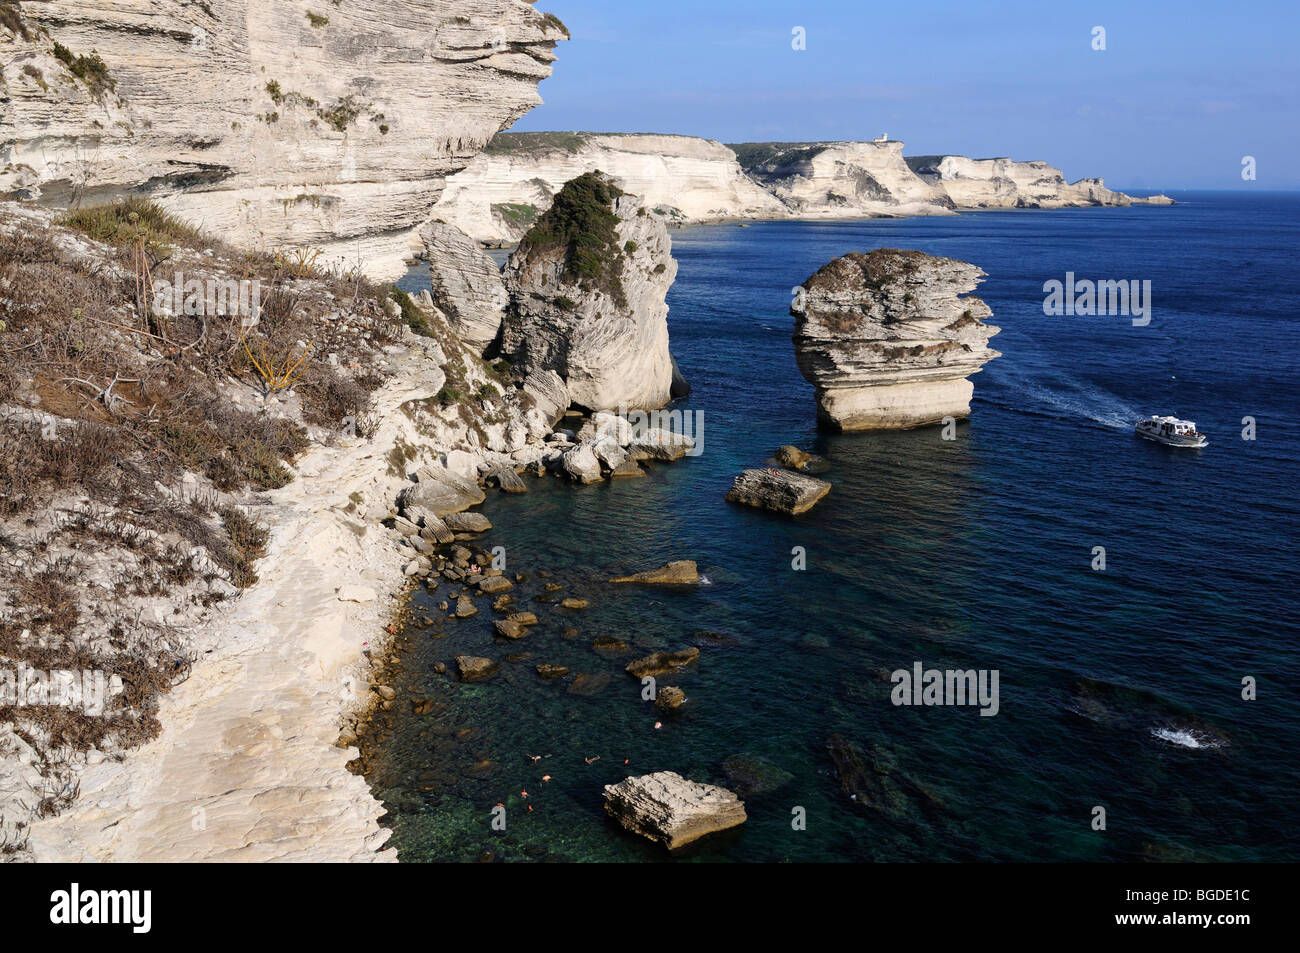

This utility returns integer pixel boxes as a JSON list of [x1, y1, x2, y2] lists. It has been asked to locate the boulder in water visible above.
[[604, 771, 746, 849]]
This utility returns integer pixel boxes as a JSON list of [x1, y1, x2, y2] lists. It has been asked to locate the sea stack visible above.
[[502, 171, 679, 411], [791, 248, 1000, 430]]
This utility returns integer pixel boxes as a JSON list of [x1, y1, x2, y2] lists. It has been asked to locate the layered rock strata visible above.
[[604, 771, 747, 850], [501, 171, 678, 411], [0, 0, 566, 278], [792, 249, 1001, 430], [905, 155, 1174, 208]]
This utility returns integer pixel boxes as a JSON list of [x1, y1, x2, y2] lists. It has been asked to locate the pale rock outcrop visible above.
[[419, 221, 509, 353], [604, 771, 747, 850], [792, 249, 1001, 430], [433, 132, 787, 242], [609, 560, 699, 585], [502, 173, 678, 411], [905, 155, 1174, 208], [725, 468, 831, 515], [398, 464, 487, 520], [0, 0, 566, 278], [737, 140, 954, 218]]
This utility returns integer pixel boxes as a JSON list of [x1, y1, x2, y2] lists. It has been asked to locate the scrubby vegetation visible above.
[[389, 287, 432, 337], [306, 11, 329, 28], [517, 172, 628, 307], [59, 197, 202, 249], [318, 95, 363, 133], [492, 202, 538, 230], [540, 12, 570, 38], [726, 142, 828, 173], [0, 198, 418, 842], [1, 1, 31, 41], [51, 42, 116, 101], [483, 131, 588, 156]]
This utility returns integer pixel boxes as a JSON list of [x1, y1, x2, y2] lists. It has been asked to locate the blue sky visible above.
[[512, 0, 1300, 190]]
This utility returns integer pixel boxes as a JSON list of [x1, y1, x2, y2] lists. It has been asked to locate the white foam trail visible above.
[[991, 352, 1141, 430], [1151, 727, 1223, 749]]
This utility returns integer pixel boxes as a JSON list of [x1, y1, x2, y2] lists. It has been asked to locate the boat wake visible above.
[[989, 363, 1140, 431]]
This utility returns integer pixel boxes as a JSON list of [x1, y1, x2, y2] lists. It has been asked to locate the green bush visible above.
[[389, 287, 432, 336], [60, 197, 202, 247], [518, 172, 627, 307], [52, 41, 115, 101]]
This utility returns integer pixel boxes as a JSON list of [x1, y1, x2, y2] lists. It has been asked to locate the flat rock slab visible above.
[[604, 771, 747, 850], [443, 511, 493, 533], [474, 575, 514, 595], [400, 467, 486, 518], [625, 647, 700, 678], [455, 656, 499, 682], [609, 559, 699, 585], [725, 468, 830, 515]]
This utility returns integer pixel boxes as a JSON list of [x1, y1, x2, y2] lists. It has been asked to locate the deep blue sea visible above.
[[379, 192, 1300, 862]]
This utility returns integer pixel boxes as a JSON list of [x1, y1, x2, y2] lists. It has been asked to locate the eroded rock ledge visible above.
[[792, 249, 1001, 431], [0, 0, 567, 278]]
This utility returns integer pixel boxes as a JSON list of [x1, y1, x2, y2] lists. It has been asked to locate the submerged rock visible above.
[[773, 445, 830, 474], [609, 560, 699, 585], [567, 672, 612, 696], [603, 771, 746, 850], [536, 664, 570, 679], [455, 656, 499, 682], [725, 468, 830, 515], [792, 248, 1000, 430], [625, 647, 700, 678], [721, 754, 794, 797]]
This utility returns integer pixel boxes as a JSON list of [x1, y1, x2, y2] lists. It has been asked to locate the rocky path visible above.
[[27, 346, 448, 862]]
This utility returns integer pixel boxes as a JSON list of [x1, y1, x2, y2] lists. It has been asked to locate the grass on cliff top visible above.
[[517, 172, 628, 308], [60, 197, 204, 249], [726, 142, 829, 172], [483, 131, 590, 156]]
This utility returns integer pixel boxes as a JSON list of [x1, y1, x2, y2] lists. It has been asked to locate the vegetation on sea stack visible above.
[[517, 172, 628, 308]]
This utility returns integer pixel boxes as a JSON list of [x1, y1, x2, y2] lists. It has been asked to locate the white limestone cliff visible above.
[[432, 132, 787, 242], [905, 155, 1174, 208], [0, 0, 567, 278], [431, 134, 1172, 243], [737, 139, 954, 219]]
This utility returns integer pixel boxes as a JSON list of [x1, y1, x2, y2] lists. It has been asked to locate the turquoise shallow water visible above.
[[376, 193, 1300, 861]]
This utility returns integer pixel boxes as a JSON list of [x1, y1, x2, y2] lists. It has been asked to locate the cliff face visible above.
[[905, 155, 1173, 208], [431, 135, 1169, 242], [792, 249, 1001, 431], [0, 0, 565, 278], [735, 140, 954, 218], [432, 132, 787, 242], [501, 172, 678, 411]]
